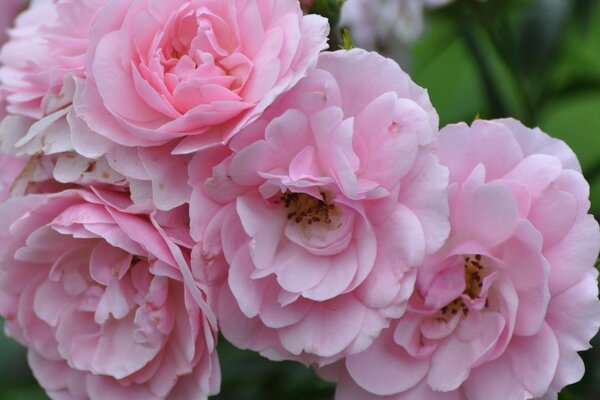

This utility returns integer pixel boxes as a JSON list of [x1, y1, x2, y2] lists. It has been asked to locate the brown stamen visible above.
[[278, 190, 335, 226]]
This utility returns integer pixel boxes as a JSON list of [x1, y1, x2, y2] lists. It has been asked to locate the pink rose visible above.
[[0, 0, 106, 119], [333, 119, 600, 399], [0, 1, 132, 203], [190, 49, 450, 364], [73, 0, 329, 152], [0, 189, 220, 399]]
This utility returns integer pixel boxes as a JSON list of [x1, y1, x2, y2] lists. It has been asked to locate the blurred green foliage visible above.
[[0, 320, 49, 400], [2, 0, 600, 399], [213, 339, 334, 400]]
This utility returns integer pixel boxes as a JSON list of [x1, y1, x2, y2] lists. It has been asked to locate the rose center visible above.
[[441, 254, 487, 318], [463, 254, 484, 298], [275, 190, 335, 226]]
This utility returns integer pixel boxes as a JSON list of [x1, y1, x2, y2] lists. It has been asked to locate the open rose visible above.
[[190, 49, 449, 365], [0, 189, 220, 399], [73, 0, 329, 152], [332, 119, 600, 399]]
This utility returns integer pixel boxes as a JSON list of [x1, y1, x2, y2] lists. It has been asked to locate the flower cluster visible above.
[[0, 1, 598, 400]]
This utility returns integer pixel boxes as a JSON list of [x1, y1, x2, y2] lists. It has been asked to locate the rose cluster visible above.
[[0, 1, 598, 400]]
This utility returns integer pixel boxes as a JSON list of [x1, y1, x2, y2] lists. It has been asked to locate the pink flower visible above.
[[190, 49, 450, 364], [0, 0, 190, 211], [1, 0, 328, 211], [0, 1, 135, 204], [0, 189, 220, 399], [333, 119, 600, 399], [0, 0, 106, 119], [0, 0, 127, 200], [73, 0, 329, 152]]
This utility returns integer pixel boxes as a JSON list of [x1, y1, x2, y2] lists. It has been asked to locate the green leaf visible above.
[[340, 28, 355, 50]]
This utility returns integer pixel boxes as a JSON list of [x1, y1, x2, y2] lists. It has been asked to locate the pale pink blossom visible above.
[[0, 0, 107, 119], [73, 0, 329, 153], [190, 49, 450, 364], [0, 189, 220, 399], [0, 0, 128, 200], [333, 119, 600, 399], [0, 0, 198, 210], [0, 0, 329, 211]]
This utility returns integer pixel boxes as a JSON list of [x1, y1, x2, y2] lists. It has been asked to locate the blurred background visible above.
[[1, 0, 600, 398]]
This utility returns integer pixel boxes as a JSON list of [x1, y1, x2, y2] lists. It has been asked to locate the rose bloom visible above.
[[0, 189, 220, 399], [0, 0, 131, 203], [331, 119, 600, 399], [0, 0, 197, 210], [73, 0, 329, 152], [190, 49, 450, 364], [0, 0, 106, 119]]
